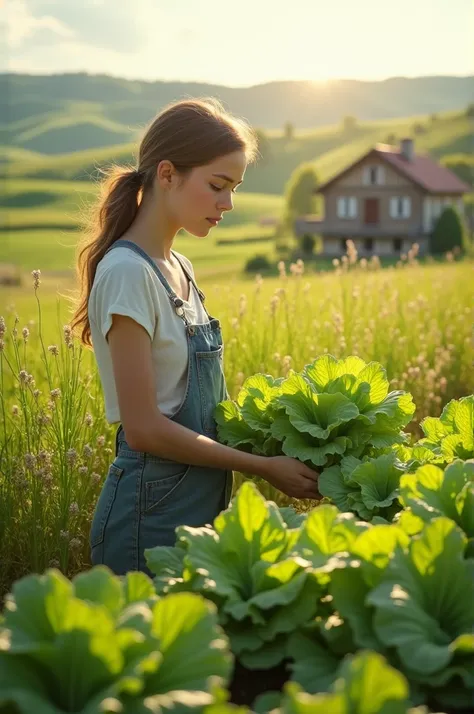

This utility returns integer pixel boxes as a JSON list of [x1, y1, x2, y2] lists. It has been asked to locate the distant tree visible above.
[[284, 121, 294, 141], [385, 133, 397, 145], [342, 115, 357, 132], [431, 206, 465, 254], [466, 104, 474, 118], [430, 113, 438, 123], [412, 122, 426, 135], [284, 163, 319, 229]]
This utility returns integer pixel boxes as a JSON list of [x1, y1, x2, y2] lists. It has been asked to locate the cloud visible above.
[[5, 0, 151, 54], [6, 0, 74, 49]]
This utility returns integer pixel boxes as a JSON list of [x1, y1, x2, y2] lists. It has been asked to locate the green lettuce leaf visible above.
[[284, 650, 410, 714], [367, 518, 474, 680], [419, 396, 474, 462], [147, 482, 319, 669], [399, 459, 474, 539], [290, 504, 366, 570], [0, 569, 231, 714], [216, 356, 415, 473]]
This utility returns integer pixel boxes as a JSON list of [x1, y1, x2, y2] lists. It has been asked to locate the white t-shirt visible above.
[[88, 246, 209, 423]]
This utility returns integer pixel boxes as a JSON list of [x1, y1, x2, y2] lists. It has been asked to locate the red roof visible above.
[[318, 143, 471, 195], [375, 145, 470, 194]]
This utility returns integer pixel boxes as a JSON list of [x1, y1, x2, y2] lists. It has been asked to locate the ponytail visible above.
[[69, 166, 142, 347]]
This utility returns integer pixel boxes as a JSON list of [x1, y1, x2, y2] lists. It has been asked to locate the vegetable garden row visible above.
[[1, 356, 473, 713]]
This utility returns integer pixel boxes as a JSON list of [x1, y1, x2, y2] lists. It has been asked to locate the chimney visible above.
[[400, 138, 414, 162]]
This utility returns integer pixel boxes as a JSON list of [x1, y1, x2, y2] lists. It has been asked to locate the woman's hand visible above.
[[262, 456, 320, 499]]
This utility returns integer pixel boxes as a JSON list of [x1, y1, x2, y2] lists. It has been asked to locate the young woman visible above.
[[71, 97, 320, 575]]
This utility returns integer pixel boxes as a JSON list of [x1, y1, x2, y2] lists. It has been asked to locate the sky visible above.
[[3, 0, 473, 87]]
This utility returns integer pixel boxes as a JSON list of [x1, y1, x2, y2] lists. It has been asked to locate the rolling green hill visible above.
[[0, 179, 283, 232], [2, 73, 472, 130], [5, 109, 472, 195]]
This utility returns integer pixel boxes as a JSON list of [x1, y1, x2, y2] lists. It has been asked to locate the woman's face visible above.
[[167, 150, 248, 237]]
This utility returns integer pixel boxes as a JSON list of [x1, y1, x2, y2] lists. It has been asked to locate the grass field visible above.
[[1, 259, 473, 593], [0, 181, 284, 275]]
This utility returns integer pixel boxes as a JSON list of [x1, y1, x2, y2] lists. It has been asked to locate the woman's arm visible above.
[[107, 315, 319, 498]]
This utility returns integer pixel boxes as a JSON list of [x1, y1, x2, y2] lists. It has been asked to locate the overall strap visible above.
[[106, 239, 190, 325], [171, 250, 211, 319]]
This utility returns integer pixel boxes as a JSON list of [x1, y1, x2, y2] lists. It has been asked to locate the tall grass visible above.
[[1, 256, 473, 596]]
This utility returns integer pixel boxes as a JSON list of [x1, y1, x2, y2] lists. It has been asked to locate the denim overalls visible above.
[[89, 238, 233, 575]]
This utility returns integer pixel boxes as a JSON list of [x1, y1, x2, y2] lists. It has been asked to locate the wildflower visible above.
[[38, 412, 51, 425], [33, 389, 41, 399], [37, 450, 51, 464], [91, 472, 101, 485], [19, 370, 29, 384], [50, 388, 61, 400], [282, 355, 292, 376], [49, 559, 60, 568], [83, 444, 94, 459], [69, 502, 79, 515], [238, 295, 247, 317], [31, 269, 41, 289], [0, 339, 4, 352], [332, 258, 340, 268], [78, 466, 88, 476], [96, 435, 105, 448], [48, 345, 59, 356], [63, 325, 73, 347], [66, 449, 78, 466], [85, 413, 93, 427], [60, 530, 69, 539], [12, 405, 20, 417], [22, 327, 29, 342], [0, 316, 5, 338], [24, 453, 36, 470], [270, 295, 280, 316], [345, 239, 358, 265], [69, 537, 82, 550]]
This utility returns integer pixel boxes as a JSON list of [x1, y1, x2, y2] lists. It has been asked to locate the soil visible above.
[[229, 658, 290, 707]]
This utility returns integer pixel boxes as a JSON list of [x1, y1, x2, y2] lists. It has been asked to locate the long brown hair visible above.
[[69, 97, 258, 347]]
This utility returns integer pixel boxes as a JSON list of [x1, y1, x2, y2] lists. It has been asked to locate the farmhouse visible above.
[[295, 138, 470, 257]]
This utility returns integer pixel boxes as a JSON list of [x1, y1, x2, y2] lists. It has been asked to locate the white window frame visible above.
[[390, 196, 411, 219], [363, 165, 385, 186], [337, 196, 358, 219]]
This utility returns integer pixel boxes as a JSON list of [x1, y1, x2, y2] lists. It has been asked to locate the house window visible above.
[[364, 238, 374, 252], [364, 166, 385, 185], [337, 196, 358, 219], [393, 238, 403, 252], [390, 196, 411, 219]]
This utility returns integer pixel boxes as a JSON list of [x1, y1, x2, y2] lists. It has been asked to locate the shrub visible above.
[[244, 254, 272, 273], [430, 206, 465, 254]]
